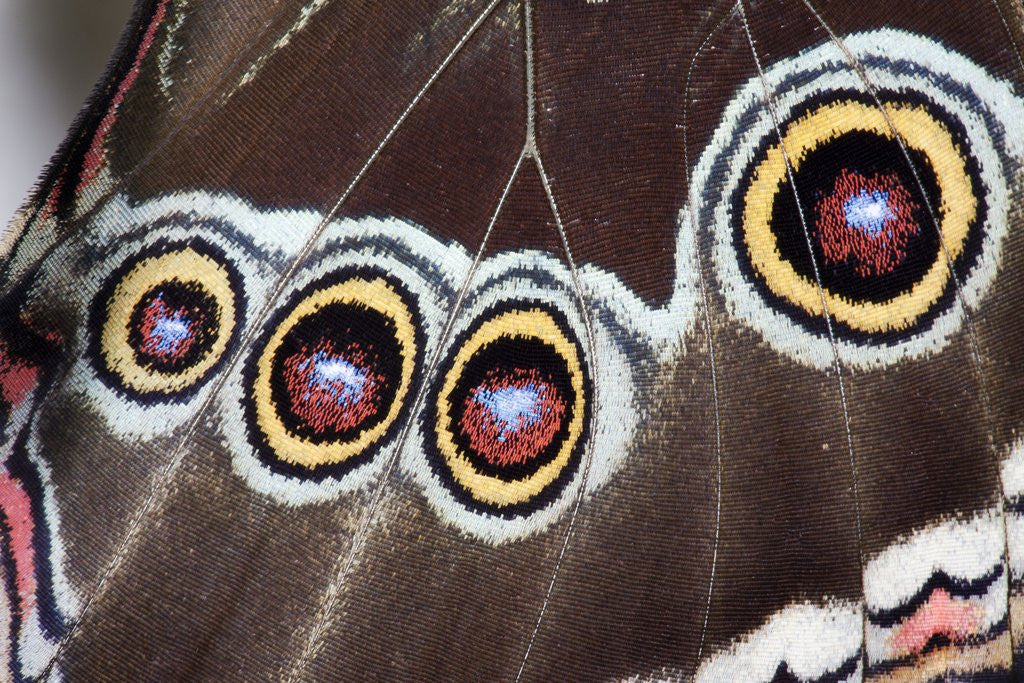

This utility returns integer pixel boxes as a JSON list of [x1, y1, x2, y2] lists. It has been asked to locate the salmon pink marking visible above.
[[77, 0, 171, 191], [888, 588, 983, 655]]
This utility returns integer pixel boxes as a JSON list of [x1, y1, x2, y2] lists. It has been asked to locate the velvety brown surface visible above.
[[2, 0, 1023, 680]]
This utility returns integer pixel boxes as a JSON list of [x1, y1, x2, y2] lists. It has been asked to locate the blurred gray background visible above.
[[1, 0, 135, 222]]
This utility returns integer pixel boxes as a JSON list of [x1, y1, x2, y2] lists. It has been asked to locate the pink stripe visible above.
[[0, 470, 36, 613], [78, 0, 171, 191]]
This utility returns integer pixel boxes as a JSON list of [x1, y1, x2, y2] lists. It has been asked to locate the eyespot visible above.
[[216, 216, 644, 524], [24, 192, 300, 440], [242, 269, 422, 480], [693, 29, 1024, 368], [215, 216, 461, 504], [89, 239, 242, 401], [738, 94, 979, 340], [398, 248, 643, 544], [428, 304, 590, 517]]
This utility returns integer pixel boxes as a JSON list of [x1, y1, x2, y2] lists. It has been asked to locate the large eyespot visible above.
[[693, 29, 1024, 368], [243, 269, 422, 480], [89, 239, 241, 401], [428, 303, 590, 517], [739, 94, 980, 340]]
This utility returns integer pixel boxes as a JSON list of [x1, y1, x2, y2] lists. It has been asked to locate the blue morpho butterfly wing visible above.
[[1, 0, 1024, 679]]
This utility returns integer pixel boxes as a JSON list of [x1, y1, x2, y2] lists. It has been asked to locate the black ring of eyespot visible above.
[[425, 301, 591, 519], [88, 238, 244, 403], [241, 267, 423, 482], [731, 90, 987, 346]]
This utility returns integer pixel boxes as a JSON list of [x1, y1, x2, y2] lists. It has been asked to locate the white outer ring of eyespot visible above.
[[28, 192, 297, 440], [692, 28, 1024, 370], [398, 248, 639, 545]]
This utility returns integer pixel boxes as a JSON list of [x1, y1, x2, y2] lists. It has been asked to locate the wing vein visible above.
[[737, 0, 868, 669], [511, 1, 606, 678], [35, 1, 507, 677], [796, 0, 1012, 657], [682, 8, 738, 674], [282, 145, 528, 683]]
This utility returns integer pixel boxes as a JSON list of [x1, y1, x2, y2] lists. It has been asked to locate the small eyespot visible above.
[[427, 303, 590, 517], [243, 269, 422, 480], [694, 29, 1024, 368], [25, 192, 298, 440], [89, 239, 241, 401]]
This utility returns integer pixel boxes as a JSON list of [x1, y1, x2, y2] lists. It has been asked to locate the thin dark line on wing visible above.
[[34, 1, 506, 678], [511, 1, 604, 679], [867, 564, 1003, 628], [282, 144, 527, 683], [795, 0, 1012, 656], [737, 0, 868, 670], [682, 8, 737, 673]]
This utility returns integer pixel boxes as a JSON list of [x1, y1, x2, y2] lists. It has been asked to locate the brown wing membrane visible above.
[[1, 0, 1023, 681]]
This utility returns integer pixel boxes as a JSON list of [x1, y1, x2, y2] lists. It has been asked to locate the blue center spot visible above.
[[298, 351, 367, 406], [149, 306, 192, 354], [843, 189, 894, 237], [475, 384, 544, 442]]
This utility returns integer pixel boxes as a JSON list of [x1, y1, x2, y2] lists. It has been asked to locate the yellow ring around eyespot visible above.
[[435, 308, 586, 508], [742, 100, 977, 333], [100, 248, 236, 394], [252, 277, 417, 470]]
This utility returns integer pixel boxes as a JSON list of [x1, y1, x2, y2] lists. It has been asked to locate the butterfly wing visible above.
[[3, 0, 1024, 680]]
